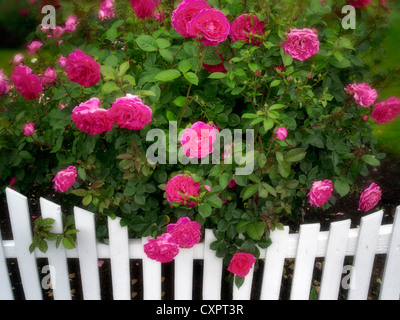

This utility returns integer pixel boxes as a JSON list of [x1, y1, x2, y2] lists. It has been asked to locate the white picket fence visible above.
[[1, 187, 400, 300]]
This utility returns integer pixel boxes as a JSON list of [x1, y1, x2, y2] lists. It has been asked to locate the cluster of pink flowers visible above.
[[41, 15, 79, 43], [180, 121, 218, 159], [27, 41, 43, 55], [40, 67, 57, 86], [129, 0, 160, 19], [348, 0, 371, 8], [11, 65, 43, 100], [99, 0, 115, 20], [64, 49, 101, 88], [52, 166, 78, 192], [71, 94, 152, 135], [144, 217, 201, 263], [165, 174, 200, 207], [345, 83, 377, 107]]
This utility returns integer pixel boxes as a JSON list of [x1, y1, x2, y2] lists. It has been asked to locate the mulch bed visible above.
[[1, 154, 399, 300]]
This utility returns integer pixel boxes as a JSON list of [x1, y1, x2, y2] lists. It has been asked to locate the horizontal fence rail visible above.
[[1, 188, 400, 300]]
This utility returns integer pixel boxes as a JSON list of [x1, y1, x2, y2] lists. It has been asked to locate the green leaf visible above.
[[102, 81, 121, 94], [82, 195, 93, 206], [203, 51, 222, 65], [206, 195, 223, 208], [184, 72, 199, 85], [278, 160, 291, 178], [361, 155, 380, 167], [235, 276, 245, 289], [62, 236, 76, 249], [155, 69, 181, 82], [247, 222, 265, 240], [78, 167, 86, 181], [71, 189, 88, 197], [235, 220, 251, 233], [118, 61, 130, 77], [100, 65, 116, 80], [270, 80, 281, 87], [136, 35, 158, 52], [285, 148, 307, 163], [178, 60, 192, 74], [155, 38, 170, 49], [334, 179, 350, 197], [173, 96, 187, 107], [242, 184, 259, 201], [160, 49, 174, 63], [208, 72, 227, 79], [198, 203, 212, 218]]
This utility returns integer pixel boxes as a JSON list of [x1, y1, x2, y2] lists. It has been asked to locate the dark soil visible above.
[[1, 154, 399, 300]]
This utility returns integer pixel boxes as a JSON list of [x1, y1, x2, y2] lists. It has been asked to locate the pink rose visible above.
[[99, 0, 115, 20], [9, 177, 18, 190], [59, 56, 67, 67], [187, 8, 230, 46], [181, 121, 218, 159], [109, 94, 152, 130], [229, 178, 237, 189], [11, 65, 43, 100], [166, 174, 200, 207], [40, 67, 57, 85], [46, 26, 65, 40], [23, 122, 35, 136], [65, 15, 78, 33], [358, 183, 381, 212], [228, 252, 256, 277], [283, 28, 320, 61], [144, 233, 179, 263], [276, 127, 288, 141], [13, 54, 24, 65], [203, 52, 227, 73], [27, 41, 43, 55], [167, 217, 201, 248], [307, 180, 333, 207], [129, 0, 159, 19], [274, 65, 285, 73], [172, 0, 211, 37], [230, 14, 265, 45], [65, 49, 101, 87], [0, 70, 9, 96], [344, 83, 377, 107], [371, 97, 400, 124], [71, 98, 114, 135], [52, 166, 77, 192], [348, 0, 371, 8]]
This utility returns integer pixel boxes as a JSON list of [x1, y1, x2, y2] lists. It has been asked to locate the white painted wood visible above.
[[174, 248, 194, 300], [348, 210, 383, 300], [0, 231, 13, 300], [39, 197, 71, 300], [260, 226, 290, 300], [5, 188, 42, 300], [232, 262, 255, 300], [141, 236, 162, 300], [74, 207, 101, 300], [319, 219, 351, 300], [290, 223, 321, 300], [202, 229, 223, 300], [380, 208, 400, 300], [108, 217, 131, 300]]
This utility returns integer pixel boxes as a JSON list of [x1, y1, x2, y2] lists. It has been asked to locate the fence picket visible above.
[[380, 208, 400, 300], [141, 236, 162, 300], [39, 197, 71, 300], [260, 226, 290, 300], [74, 207, 101, 300], [348, 210, 383, 300], [202, 229, 223, 300], [108, 217, 131, 300], [0, 231, 13, 300], [290, 223, 321, 300], [174, 247, 194, 300], [5, 188, 42, 300], [319, 219, 351, 300]]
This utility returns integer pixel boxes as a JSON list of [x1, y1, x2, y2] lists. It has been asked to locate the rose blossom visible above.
[[187, 8, 230, 46], [228, 252, 256, 277], [27, 41, 43, 55], [99, 0, 115, 20], [172, 0, 211, 37], [167, 217, 201, 248], [371, 97, 400, 124], [348, 0, 371, 8], [0, 70, 9, 96], [11, 65, 43, 100], [52, 166, 77, 192], [358, 183, 381, 212], [65, 49, 101, 87], [283, 28, 320, 61], [9, 177, 17, 190], [307, 180, 333, 207], [129, 0, 159, 19], [71, 98, 114, 135], [59, 56, 67, 67], [166, 174, 200, 207], [13, 54, 24, 65], [40, 67, 57, 85], [23, 122, 35, 136], [180, 121, 218, 158], [276, 127, 288, 141], [144, 233, 179, 263], [65, 15, 78, 33], [109, 94, 152, 130], [344, 83, 377, 107], [230, 14, 265, 45]]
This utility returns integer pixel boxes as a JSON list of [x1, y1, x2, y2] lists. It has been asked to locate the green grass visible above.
[[0, 48, 22, 73]]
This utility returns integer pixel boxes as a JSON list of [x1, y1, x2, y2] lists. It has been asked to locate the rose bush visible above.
[[0, 0, 399, 287]]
